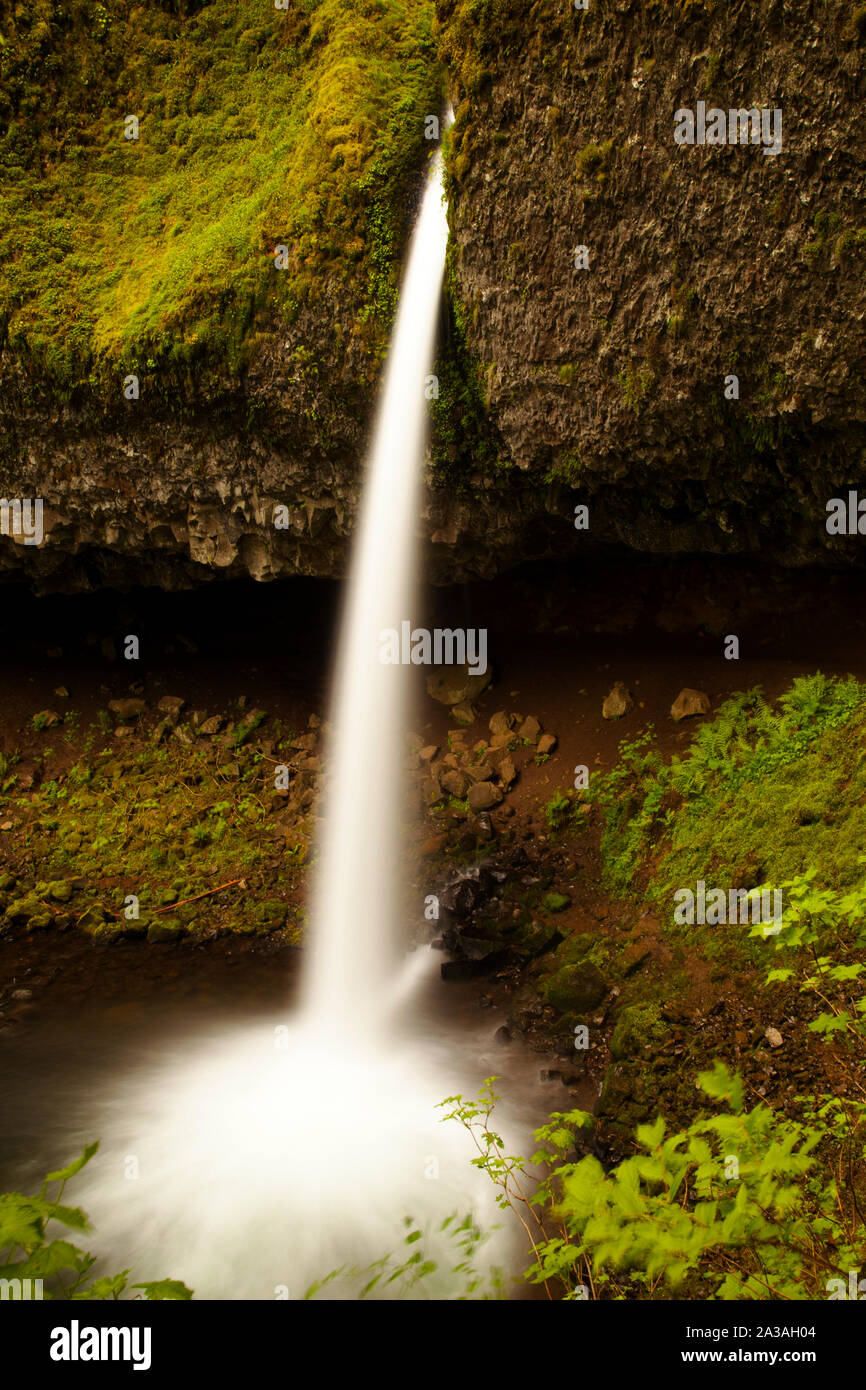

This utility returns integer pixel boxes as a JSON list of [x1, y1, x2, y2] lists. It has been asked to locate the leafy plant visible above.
[[443, 1068, 866, 1301], [0, 1143, 193, 1300]]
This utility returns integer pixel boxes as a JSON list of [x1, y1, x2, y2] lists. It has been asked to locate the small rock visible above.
[[157, 696, 186, 717], [468, 781, 503, 813], [419, 834, 446, 857], [440, 769, 469, 799], [537, 733, 558, 756], [199, 716, 224, 737], [173, 725, 194, 746], [765, 1026, 784, 1049], [602, 683, 634, 719], [11, 988, 32, 1001], [466, 760, 494, 785], [671, 688, 712, 722], [467, 812, 495, 841], [497, 757, 517, 790], [622, 944, 652, 976], [113, 726, 133, 739], [147, 917, 184, 944], [34, 710, 61, 728], [419, 744, 439, 763], [518, 715, 542, 743], [451, 701, 478, 726], [488, 711, 513, 737], [108, 699, 146, 720], [53, 686, 70, 699]]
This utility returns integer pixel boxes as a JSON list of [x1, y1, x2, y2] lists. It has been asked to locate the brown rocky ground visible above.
[[1, 555, 865, 1160]]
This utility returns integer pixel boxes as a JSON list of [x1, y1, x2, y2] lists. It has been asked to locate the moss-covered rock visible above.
[[609, 1003, 665, 1062], [540, 961, 606, 1015], [147, 917, 184, 944]]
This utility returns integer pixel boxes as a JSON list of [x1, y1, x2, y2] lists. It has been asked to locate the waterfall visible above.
[[67, 125, 528, 1299], [302, 139, 450, 1038]]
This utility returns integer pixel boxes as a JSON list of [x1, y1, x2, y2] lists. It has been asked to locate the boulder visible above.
[[426, 663, 492, 708], [542, 961, 607, 1014]]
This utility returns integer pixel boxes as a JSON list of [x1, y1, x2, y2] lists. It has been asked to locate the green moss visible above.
[[0, 713, 304, 940], [575, 138, 616, 184], [593, 676, 866, 945], [834, 228, 866, 259], [609, 1002, 665, 1061], [802, 209, 843, 265], [541, 891, 571, 913], [618, 360, 656, 414], [429, 246, 504, 489], [0, 0, 441, 400]]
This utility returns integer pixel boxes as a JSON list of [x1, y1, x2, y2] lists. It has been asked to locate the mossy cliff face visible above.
[[436, 0, 866, 563], [0, 0, 444, 590], [1, 0, 865, 590]]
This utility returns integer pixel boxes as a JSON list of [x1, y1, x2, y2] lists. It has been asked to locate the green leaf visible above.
[[131, 1278, 193, 1301], [72, 1271, 130, 1300], [0, 1196, 45, 1251], [45, 1142, 99, 1186]]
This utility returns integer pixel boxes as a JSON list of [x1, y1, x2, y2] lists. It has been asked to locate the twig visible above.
[[149, 877, 248, 916]]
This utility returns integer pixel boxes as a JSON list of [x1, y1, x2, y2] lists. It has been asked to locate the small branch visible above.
[[100, 877, 249, 920]]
